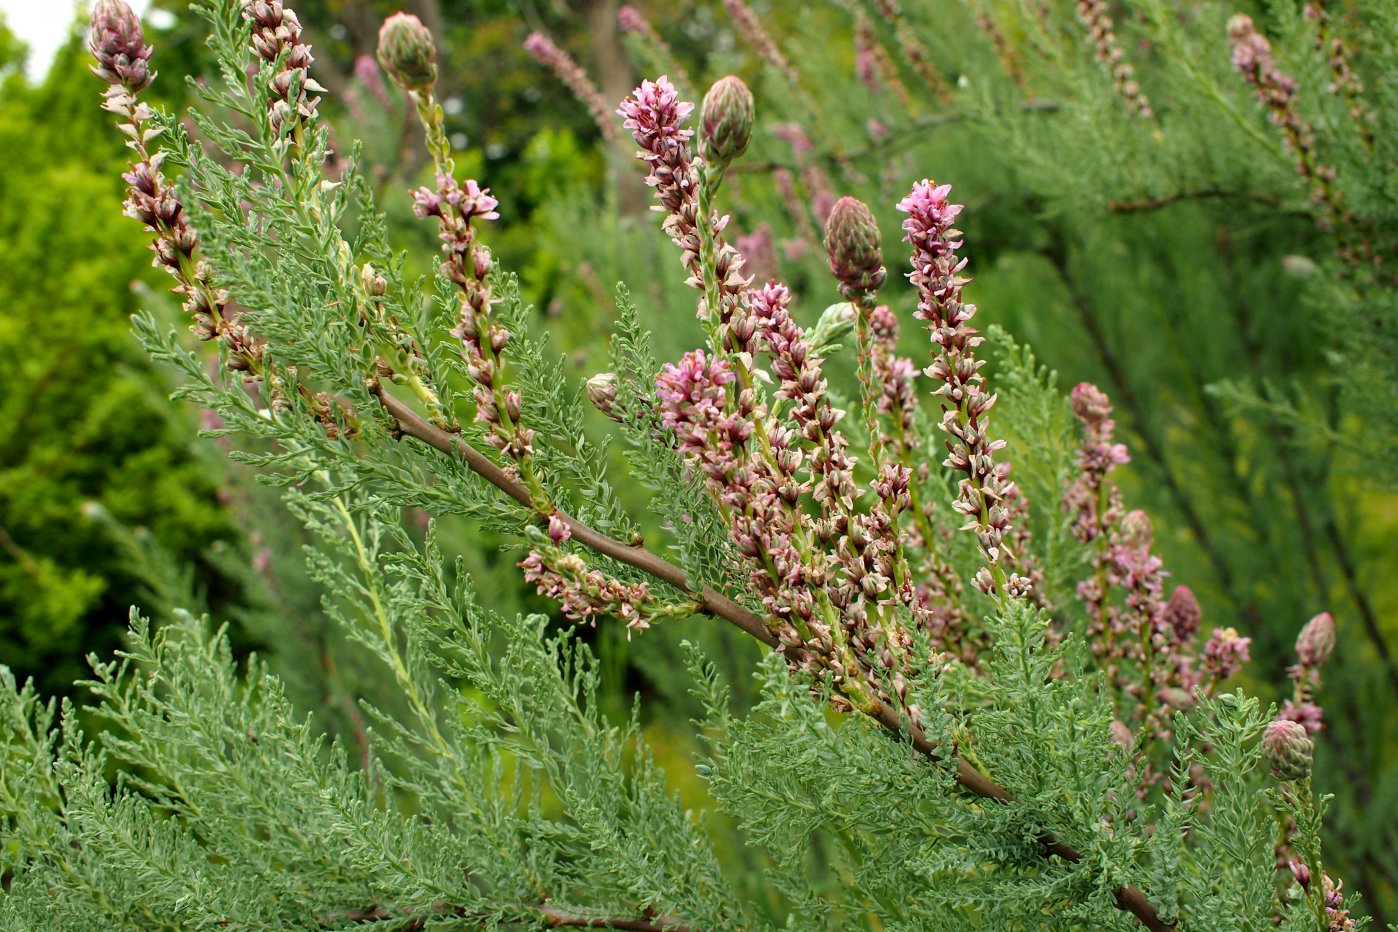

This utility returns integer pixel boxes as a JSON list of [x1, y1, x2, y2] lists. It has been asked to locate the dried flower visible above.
[[824, 196, 886, 303], [1261, 718, 1313, 781], [699, 75, 755, 168], [377, 12, 437, 93], [89, 0, 153, 92]]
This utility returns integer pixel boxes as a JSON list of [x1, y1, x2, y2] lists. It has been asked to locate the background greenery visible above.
[[0, 0, 1392, 922]]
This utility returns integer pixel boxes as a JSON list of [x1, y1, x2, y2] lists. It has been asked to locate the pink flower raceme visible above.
[[92, 1, 260, 374], [619, 75, 696, 154], [524, 31, 621, 144], [520, 550, 655, 633], [243, 0, 326, 141], [1063, 382, 1235, 765], [898, 180, 1022, 598], [1226, 14, 1352, 241], [1202, 626, 1252, 680], [721, 0, 797, 83], [1074, 0, 1152, 117], [411, 165, 524, 460]]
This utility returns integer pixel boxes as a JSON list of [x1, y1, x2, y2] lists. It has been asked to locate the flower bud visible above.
[[90, 0, 154, 91], [823, 196, 886, 301], [1163, 585, 1202, 640], [586, 373, 622, 422], [1261, 718, 1313, 781], [699, 75, 754, 167], [1070, 382, 1112, 424], [1295, 611, 1335, 668], [377, 13, 437, 93], [1289, 858, 1311, 891], [360, 263, 387, 298]]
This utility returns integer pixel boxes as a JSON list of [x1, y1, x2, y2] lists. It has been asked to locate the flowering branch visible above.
[[371, 381, 1173, 932], [523, 31, 624, 145], [91, 1, 267, 386], [379, 14, 545, 500], [898, 181, 1027, 601]]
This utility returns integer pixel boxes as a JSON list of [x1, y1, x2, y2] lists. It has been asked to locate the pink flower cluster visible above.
[[520, 549, 655, 633], [1226, 14, 1348, 237], [1064, 382, 1251, 773], [410, 173, 528, 460], [93, 1, 260, 374], [898, 180, 1024, 598], [626, 77, 954, 715], [523, 32, 622, 144], [242, 0, 326, 141]]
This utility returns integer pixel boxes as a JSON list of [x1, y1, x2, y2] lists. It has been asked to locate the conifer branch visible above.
[[371, 384, 1174, 932]]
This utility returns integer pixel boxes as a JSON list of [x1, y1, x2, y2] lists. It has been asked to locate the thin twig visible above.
[[332, 902, 690, 931], [371, 384, 1174, 932], [1107, 187, 1284, 212]]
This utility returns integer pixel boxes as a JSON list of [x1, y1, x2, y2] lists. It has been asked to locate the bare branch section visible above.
[[371, 386, 1173, 932], [335, 901, 692, 930]]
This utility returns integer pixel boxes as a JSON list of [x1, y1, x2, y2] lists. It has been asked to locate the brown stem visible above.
[[539, 904, 691, 930], [371, 385, 1175, 931], [1107, 187, 1284, 213], [334, 902, 689, 930]]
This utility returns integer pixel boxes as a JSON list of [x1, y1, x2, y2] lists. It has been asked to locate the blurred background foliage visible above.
[[0, 0, 1394, 921]]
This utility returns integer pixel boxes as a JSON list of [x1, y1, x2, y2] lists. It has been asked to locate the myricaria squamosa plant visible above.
[[528, 0, 1398, 917], [0, 1, 1376, 929]]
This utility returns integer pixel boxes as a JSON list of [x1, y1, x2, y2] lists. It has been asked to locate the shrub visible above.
[[0, 2, 1383, 928]]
